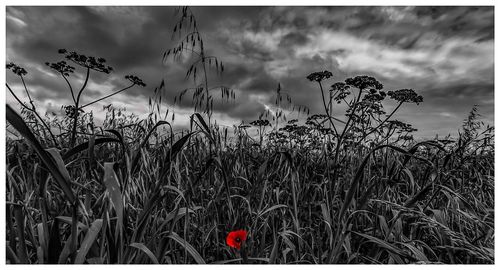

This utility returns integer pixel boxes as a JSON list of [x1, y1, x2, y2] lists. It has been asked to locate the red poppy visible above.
[[226, 230, 247, 250]]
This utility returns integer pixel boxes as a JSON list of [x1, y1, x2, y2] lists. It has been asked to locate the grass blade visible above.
[[6, 104, 76, 203], [103, 163, 123, 240], [62, 137, 121, 160], [130, 242, 159, 264], [131, 120, 171, 173], [167, 232, 205, 264], [74, 219, 103, 264]]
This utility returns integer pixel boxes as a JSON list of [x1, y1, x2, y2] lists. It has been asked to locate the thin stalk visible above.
[[79, 84, 135, 109], [6, 83, 59, 147], [201, 57, 211, 125], [330, 86, 363, 203], [359, 101, 403, 142], [317, 81, 338, 137], [70, 67, 90, 147], [61, 73, 77, 104], [20, 76, 34, 108]]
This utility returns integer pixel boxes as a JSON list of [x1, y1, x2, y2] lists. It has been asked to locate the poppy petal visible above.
[[226, 230, 248, 250]]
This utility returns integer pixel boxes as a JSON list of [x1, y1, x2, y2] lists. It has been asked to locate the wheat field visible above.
[[5, 6, 495, 264]]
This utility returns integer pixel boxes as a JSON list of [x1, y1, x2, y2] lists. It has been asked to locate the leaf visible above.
[[350, 231, 412, 260], [320, 203, 332, 225], [86, 257, 104, 264], [62, 137, 121, 161], [164, 132, 193, 163], [7, 105, 76, 202], [37, 223, 47, 262], [55, 216, 88, 232], [402, 140, 445, 167], [398, 242, 429, 262], [103, 163, 123, 239], [131, 121, 171, 173], [130, 242, 159, 264], [213, 257, 269, 264], [404, 183, 434, 208], [402, 168, 415, 190], [339, 144, 433, 220], [13, 204, 29, 263], [269, 235, 280, 264], [378, 215, 389, 238], [156, 206, 201, 234], [191, 113, 214, 143], [88, 134, 96, 168], [46, 148, 71, 183], [47, 218, 62, 263], [6, 245, 20, 264], [167, 232, 205, 264], [74, 219, 103, 264], [258, 204, 289, 219]]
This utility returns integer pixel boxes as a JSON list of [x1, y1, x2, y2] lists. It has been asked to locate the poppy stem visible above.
[[241, 245, 248, 264]]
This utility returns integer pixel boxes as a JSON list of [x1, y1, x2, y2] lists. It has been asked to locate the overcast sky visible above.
[[6, 6, 494, 138]]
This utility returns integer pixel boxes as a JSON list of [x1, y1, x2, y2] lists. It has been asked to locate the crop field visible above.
[[5, 6, 495, 264]]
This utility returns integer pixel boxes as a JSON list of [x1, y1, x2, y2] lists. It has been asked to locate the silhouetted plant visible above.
[[255, 82, 310, 134], [45, 49, 145, 147], [306, 71, 339, 136], [306, 70, 333, 82], [6, 62, 59, 147], [164, 7, 235, 127], [250, 118, 270, 148], [457, 105, 494, 155], [370, 119, 418, 147], [388, 88, 423, 104], [306, 72, 425, 222]]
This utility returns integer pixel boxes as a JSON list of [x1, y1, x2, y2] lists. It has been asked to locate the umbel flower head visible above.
[[58, 48, 113, 74], [62, 105, 83, 118], [45, 61, 75, 76], [330, 82, 351, 103], [250, 119, 270, 127], [387, 119, 418, 133], [306, 70, 333, 82], [226, 230, 247, 250], [6, 62, 27, 76], [345, 75, 383, 90], [125, 75, 147, 87], [387, 89, 423, 104]]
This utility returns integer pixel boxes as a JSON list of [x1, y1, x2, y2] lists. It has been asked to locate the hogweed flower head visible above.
[[307, 70, 333, 82], [58, 48, 113, 74], [387, 89, 423, 104], [330, 82, 351, 103], [345, 75, 383, 90], [45, 61, 75, 76], [250, 119, 270, 127], [125, 75, 146, 87], [6, 62, 28, 76]]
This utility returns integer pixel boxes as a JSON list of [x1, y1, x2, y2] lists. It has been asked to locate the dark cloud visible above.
[[6, 6, 494, 138], [409, 7, 493, 43], [279, 32, 310, 48], [422, 82, 494, 105]]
